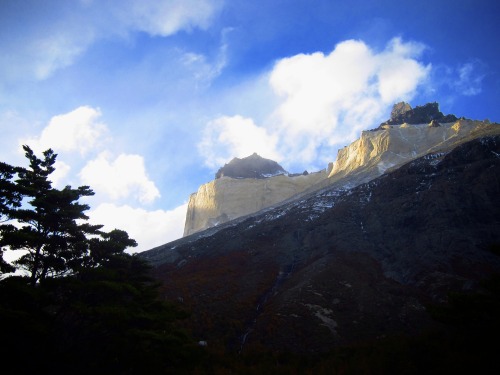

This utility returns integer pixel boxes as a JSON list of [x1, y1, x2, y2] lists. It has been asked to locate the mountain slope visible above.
[[142, 135, 500, 353]]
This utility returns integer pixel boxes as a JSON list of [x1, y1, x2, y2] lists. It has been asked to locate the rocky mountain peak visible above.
[[215, 153, 287, 179], [382, 102, 458, 126]]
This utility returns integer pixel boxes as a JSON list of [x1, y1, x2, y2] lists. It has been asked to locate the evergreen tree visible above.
[[0, 145, 200, 373], [0, 161, 21, 273], [0, 146, 105, 284]]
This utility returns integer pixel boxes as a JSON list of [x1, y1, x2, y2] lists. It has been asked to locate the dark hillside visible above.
[[142, 136, 500, 353]]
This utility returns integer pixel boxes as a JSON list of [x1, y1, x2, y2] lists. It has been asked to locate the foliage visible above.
[[0, 145, 127, 284], [0, 161, 22, 272], [0, 146, 200, 374], [0, 255, 200, 374]]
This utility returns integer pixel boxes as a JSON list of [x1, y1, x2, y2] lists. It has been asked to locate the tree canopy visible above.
[[0, 146, 200, 374], [0, 145, 137, 284]]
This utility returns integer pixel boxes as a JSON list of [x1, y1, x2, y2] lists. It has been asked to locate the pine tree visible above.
[[0, 146, 108, 284], [0, 161, 22, 273], [0, 146, 200, 374]]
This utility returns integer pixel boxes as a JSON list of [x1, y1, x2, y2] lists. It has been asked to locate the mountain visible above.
[[184, 102, 498, 236], [184, 154, 325, 236], [142, 108, 500, 353]]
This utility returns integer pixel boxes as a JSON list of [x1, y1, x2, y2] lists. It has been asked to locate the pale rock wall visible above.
[[328, 120, 500, 183], [183, 172, 327, 236], [184, 119, 500, 236]]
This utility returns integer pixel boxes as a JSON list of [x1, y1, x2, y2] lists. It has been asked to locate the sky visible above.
[[1, 0, 499, 252]]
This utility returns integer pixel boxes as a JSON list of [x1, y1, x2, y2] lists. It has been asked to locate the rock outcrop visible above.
[[215, 153, 287, 179], [381, 102, 457, 126]]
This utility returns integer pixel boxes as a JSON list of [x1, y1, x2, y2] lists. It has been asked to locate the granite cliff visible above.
[[184, 168, 326, 236], [184, 102, 499, 236], [325, 118, 499, 187]]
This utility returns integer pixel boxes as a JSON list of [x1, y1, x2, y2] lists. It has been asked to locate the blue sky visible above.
[[1, 0, 499, 251]]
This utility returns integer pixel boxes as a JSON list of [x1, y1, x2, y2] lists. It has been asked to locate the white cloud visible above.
[[199, 115, 281, 168], [376, 38, 430, 103], [269, 38, 430, 163], [50, 160, 72, 188], [88, 202, 188, 252], [21, 106, 108, 155], [200, 38, 431, 170], [80, 152, 160, 204]]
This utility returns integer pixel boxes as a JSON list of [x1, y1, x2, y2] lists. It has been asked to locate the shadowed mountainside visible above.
[[142, 135, 500, 353]]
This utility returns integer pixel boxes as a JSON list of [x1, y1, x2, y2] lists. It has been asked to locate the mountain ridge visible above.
[[142, 134, 500, 352], [184, 112, 500, 236]]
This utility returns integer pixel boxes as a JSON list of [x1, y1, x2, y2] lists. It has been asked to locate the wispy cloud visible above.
[[454, 61, 485, 96], [112, 0, 223, 37], [430, 59, 486, 99], [0, 0, 224, 81]]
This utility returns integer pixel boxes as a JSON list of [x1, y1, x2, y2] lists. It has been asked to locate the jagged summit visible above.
[[381, 102, 458, 126], [215, 152, 287, 179]]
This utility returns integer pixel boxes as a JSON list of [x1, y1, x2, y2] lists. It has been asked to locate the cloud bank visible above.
[[88, 203, 188, 252], [80, 152, 160, 204], [18, 106, 185, 252], [200, 38, 431, 170]]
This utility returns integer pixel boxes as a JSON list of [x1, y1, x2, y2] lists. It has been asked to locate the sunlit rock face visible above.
[[183, 171, 326, 236], [326, 119, 500, 188]]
